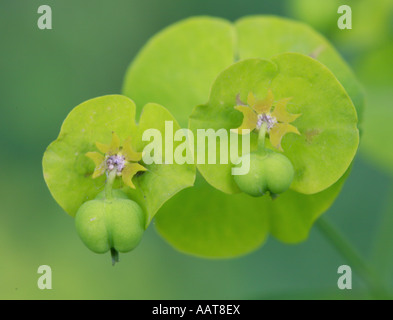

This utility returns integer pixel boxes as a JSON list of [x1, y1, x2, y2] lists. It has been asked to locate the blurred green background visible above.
[[1, 0, 392, 299]]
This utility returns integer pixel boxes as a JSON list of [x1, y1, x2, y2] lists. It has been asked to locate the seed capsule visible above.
[[234, 150, 294, 197], [75, 192, 145, 254]]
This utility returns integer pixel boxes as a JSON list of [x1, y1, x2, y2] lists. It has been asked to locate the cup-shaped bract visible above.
[[42, 95, 195, 227], [190, 56, 359, 195]]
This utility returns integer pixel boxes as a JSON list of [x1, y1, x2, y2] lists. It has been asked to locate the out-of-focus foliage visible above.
[[355, 44, 393, 175], [289, 0, 393, 53], [289, 0, 393, 175]]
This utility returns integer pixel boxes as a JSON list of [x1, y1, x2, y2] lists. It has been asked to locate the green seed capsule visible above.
[[263, 152, 294, 195], [234, 150, 294, 197], [75, 194, 145, 254]]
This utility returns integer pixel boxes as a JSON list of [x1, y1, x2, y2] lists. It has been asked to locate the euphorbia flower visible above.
[[85, 132, 146, 188], [234, 89, 301, 151]]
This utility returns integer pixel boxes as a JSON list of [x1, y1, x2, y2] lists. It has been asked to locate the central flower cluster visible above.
[[233, 90, 301, 151], [106, 154, 126, 174], [257, 113, 277, 131], [85, 132, 147, 189]]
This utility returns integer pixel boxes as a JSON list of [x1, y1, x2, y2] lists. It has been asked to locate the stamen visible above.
[[257, 113, 277, 131], [106, 155, 126, 173]]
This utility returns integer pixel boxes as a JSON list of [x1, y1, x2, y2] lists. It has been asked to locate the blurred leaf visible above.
[[155, 169, 348, 258], [360, 90, 393, 174], [122, 17, 236, 128], [288, 0, 339, 33], [355, 44, 393, 174], [42, 95, 195, 222], [334, 0, 393, 51], [288, 0, 393, 52], [190, 55, 358, 195], [155, 175, 269, 258], [355, 43, 393, 88]]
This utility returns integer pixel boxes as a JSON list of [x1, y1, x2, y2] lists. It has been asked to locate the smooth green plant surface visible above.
[[75, 198, 145, 253], [123, 16, 362, 258]]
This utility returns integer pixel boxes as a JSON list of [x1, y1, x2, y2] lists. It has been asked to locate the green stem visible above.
[[105, 170, 117, 200], [316, 216, 390, 299], [111, 248, 119, 266], [257, 123, 267, 152], [106, 170, 119, 266]]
